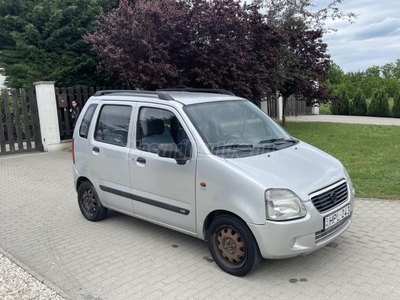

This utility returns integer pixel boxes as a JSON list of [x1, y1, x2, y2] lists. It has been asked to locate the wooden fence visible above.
[[261, 92, 278, 119], [55, 86, 128, 140], [0, 88, 43, 155], [285, 95, 312, 116]]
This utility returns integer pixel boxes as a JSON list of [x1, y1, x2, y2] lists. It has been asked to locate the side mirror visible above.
[[158, 144, 188, 165]]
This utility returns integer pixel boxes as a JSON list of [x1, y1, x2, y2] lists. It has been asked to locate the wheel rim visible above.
[[213, 225, 247, 269], [81, 188, 97, 217]]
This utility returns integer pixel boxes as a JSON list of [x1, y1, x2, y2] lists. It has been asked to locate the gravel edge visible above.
[[0, 248, 68, 300]]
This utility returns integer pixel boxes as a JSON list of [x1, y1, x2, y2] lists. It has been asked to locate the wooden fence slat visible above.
[[64, 108, 71, 136], [2, 89, 15, 152], [54, 87, 65, 138], [11, 89, 24, 151], [61, 87, 71, 136], [83, 87, 89, 106], [76, 87, 83, 109], [20, 88, 32, 150], [0, 90, 7, 153], [69, 87, 75, 104], [29, 89, 43, 151]]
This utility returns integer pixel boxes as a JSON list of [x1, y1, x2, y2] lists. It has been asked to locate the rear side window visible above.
[[79, 104, 97, 138], [94, 105, 132, 147]]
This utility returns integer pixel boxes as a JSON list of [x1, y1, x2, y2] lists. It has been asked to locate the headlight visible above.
[[265, 189, 307, 221]]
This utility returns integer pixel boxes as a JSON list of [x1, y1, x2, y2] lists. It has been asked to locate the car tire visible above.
[[77, 181, 108, 221], [208, 215, 262, 276]]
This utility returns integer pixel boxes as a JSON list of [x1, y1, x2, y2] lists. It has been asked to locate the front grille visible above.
[[311, 182, 348, 213], [315, 213, 352, 244]]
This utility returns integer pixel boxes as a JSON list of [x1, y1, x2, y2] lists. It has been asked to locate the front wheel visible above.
[[208, 215, 262, 276], [77, 181, 108, 221]]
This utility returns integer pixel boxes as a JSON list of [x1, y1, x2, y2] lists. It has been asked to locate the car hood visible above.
[[225, 142, 345, 201]]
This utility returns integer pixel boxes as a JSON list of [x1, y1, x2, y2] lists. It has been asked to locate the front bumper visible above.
[[249, 189, 355, 259]]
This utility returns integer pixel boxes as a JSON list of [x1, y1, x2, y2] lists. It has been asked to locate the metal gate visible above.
[[0, 88, 43, 155]]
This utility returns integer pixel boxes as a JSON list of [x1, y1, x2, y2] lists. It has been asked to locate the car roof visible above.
[[165, 92, 242, 105], [91, 90, 244, 106]]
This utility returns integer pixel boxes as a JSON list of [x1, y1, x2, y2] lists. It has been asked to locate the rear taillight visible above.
[[72, 138, 75, 164]]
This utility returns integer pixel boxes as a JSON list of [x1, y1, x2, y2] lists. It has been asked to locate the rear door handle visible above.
[[137, 157, 146, 164], [93, 147, 100, 153]]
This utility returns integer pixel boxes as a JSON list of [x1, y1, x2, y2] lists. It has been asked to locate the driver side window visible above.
[[136, 107, 192, 157]]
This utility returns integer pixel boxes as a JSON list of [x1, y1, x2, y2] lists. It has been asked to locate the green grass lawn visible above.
[[285, 122, 400, 199]]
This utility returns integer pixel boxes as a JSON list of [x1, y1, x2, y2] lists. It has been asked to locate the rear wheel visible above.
[[77, 181, 107, 221], [208, 215, 262, 276]]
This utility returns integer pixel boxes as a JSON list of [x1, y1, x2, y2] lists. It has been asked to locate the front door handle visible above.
[[137, 157, 146, 164], [93, 147, 100, 153]]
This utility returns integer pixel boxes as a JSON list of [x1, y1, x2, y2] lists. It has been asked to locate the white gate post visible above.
[[261, 100, 269, 115], [277, 92, 283, 121], [34, 81, 65, 152]]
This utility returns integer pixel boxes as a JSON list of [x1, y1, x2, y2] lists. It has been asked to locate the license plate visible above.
[[324, 205, 351, 230]]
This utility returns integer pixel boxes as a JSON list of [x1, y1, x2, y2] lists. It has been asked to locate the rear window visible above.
[[79, 104, 97, 139], [94, 105, 132, 147]]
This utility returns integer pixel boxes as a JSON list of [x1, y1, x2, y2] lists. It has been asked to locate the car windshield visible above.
[[184, 100, 297, 158]]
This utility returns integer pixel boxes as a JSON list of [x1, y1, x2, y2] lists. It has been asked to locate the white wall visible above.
[[0, 73, 5, 89]]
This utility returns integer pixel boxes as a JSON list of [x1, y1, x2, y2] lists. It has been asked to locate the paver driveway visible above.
[[1, 151, 400, 300]]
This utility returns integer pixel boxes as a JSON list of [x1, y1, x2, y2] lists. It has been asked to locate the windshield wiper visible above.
[[212, 144, 253, 152], [259, 138, 298, 145]]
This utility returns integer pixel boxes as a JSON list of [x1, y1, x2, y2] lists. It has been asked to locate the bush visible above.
[[369, 90, 389, 117], [393, 93, 400, 118], [349, 90, 368, 116], [330, 87, 349, 115]]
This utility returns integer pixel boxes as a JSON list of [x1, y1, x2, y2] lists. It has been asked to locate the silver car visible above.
[[73, 89, 355, 276]]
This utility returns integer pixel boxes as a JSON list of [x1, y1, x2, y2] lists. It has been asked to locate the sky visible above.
[[315, 0, 400, 73]]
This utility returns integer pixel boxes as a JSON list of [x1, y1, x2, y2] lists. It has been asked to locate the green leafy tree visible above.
[[0, 0, 117, 88], [328, 62, 344, 86], [328, 60, 400, 102], [262, 0, 356, 125], [369, 90, 389, 117], [392, 92, 400, 118], [360, 66, 382, 99], [349, 89, 367, 116], [330, 86, 349, 115]]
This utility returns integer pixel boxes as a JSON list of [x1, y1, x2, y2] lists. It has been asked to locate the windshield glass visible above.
[[184, 100, 297, 158]]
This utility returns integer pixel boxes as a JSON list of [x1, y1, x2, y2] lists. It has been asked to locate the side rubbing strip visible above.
[[99, 185, 190, 215]]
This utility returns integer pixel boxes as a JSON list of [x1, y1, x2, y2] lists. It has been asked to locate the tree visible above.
[[393, 92, 400, 118], [85, 0, 283, 105], [349, 89, 367, 116], [278, 20, 330, 125], [328, 62, 344, 87], [369, 90, 389, 117], [0, 0, 117, 88], [330, 85, 349, 115], [261, 0, 352, 125], [328, 60, 400, 102]]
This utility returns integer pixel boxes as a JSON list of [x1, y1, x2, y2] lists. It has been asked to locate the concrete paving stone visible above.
[[175, 288, 201, 300], [1, 151, 400, 300], [328, 292, 353, 300], [377, 274, 400, 287], [386, 292, 400, 300], [374, 283, 395, 295]]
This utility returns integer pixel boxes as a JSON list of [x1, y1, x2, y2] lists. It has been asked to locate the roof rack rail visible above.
[[93, 90, 174, 101], [156, 88, 235, 96]]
